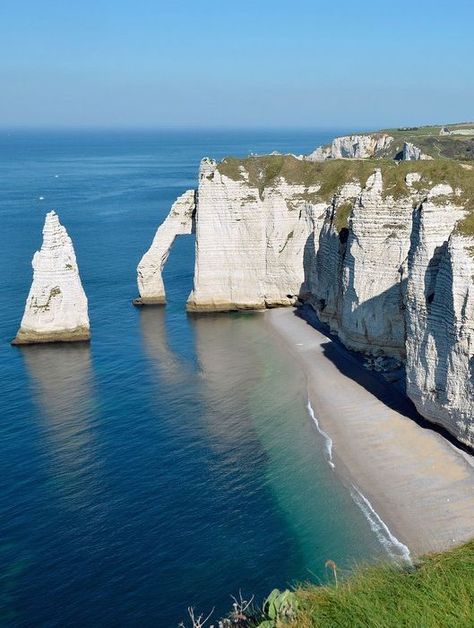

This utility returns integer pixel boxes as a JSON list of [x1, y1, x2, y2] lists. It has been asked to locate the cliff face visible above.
[[309, 167, 473, 446], [405, 197, 474, 446], [308, 125, 474, 162], [186, 158, 315, 311], [13, 211, 90, 345], [307, 170, 421, 358], [308, 134, 393, 160], [138, 154, 473, 447]]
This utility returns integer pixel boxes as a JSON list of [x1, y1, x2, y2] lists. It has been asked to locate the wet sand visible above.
[[266, 307, 474, 557]]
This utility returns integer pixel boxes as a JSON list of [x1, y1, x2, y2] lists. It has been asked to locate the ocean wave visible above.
[[350, 485, 412, 564], [306, 399, 335, 469], [305, 397, 411, 563]]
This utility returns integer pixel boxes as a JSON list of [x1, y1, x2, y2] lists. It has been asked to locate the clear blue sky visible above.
[[1, 0, 473, 129]]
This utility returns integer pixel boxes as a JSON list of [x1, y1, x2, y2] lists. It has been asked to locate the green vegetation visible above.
[[216, 154, 474, 235], [259, 589, 299, 627], [334, 200, 353, 231], [456, 210, 474, 237], [288, 539, 474, 628], [374, 123, 474, 161], [196, 540, 474, 627]]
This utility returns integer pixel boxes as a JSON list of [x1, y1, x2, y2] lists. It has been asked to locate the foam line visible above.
[[350, 484, 412, 564], [306, 399, 335, 469]]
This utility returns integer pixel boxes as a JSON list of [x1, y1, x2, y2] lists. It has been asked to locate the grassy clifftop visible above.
[[376, 123, 474, 161], [289, 539, 474, 627], [216, 154, 474, 234], [200, 540, 474, 627]]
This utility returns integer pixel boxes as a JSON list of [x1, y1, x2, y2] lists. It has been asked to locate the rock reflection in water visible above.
[[138, 307, 189, 386], [189, 312, 268, 456], [20, 343, 99, 509]]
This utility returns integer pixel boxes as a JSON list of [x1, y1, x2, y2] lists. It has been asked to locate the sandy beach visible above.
[[266, 306, 474, 558]]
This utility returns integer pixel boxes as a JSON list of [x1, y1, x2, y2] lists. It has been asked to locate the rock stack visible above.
[[12, 211, 90, 345]]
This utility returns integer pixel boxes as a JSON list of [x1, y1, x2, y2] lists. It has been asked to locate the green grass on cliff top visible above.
[[289, 539, 474, 628], [354, 123, 474, 161], [216, 154, 474, 234]]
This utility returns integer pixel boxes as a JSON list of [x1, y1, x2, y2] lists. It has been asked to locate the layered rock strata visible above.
[[187, 159, 315, 311], [404, 195, 474, 447], [402, 142, 433, 161], [307, 170, 474, 446], [135, 190, 196, 304], [308, 134, 393, 160], [309, 170, 414, 358], [13, 211, 90, 345]]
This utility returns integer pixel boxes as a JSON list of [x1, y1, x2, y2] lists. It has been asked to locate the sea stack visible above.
[[12, 211, 90, 345]]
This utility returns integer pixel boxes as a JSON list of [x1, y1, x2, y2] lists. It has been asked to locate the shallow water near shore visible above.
[[0, 129, 387, 626]]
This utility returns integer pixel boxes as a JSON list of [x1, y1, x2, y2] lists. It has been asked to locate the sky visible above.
[[0, 0, 473, 129]]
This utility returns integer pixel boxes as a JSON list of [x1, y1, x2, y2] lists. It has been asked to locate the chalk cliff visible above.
[[13, 211, 90, 345], [306, 163, 474, 446], [404, 195, 474, 447], [308, 169, 414, 358], [187, 158, 315, 311], [308, 134, 393, 160], [138, 149, 473, 447], [136, 190, 196, 304], [308, 124, 474, 162]]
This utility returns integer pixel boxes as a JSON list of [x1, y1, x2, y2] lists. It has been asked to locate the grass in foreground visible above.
[[289, 540, 474, 628], [182, 541, 474, 627]]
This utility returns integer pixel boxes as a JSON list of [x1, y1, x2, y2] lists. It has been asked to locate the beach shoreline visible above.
[[265, 306, 474, 558]]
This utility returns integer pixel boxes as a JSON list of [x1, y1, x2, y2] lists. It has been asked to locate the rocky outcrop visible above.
[[308, 134, 393, 161], [309, 172, 473, 445], [340, 171, 412, 356], [12, 211, 90, 345], [404, 196, 474, 447], [402, 142, 433, 161], [441, 127, 474, 136], [187, 158, 315, 311], [308, 171, 416, 357], [135, 190, 196, 304]]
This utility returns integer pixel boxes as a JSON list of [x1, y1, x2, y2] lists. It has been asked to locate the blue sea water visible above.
[[0, 129, 387, 626]]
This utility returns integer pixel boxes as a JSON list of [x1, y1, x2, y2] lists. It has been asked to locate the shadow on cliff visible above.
[[302, 223, 408, 354], [293, 303, 473, 455], [422, 241, 456, 409]]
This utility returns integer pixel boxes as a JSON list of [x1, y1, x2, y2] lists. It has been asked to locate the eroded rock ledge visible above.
[[13, 211, 90, 345]]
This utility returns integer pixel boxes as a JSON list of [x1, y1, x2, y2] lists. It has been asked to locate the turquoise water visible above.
[[0, 130, 385, 626]]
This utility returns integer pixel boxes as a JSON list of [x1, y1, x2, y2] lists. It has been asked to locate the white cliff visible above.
[[308, 170, 415, 357], [187, 158, 315, 311], [402, 142, 433, 161], [308, 134, 393, 161], [307, 166, 473, 444], [405, 199, 474, 447], [304, 181, 362, 329], [339, 170, 414, 356], [135, 190, 196, 304], [13, 211, 90, 345], [138, 152, 474, 447]]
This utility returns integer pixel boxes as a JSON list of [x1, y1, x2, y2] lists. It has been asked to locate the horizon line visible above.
[[0, 120, 459, 134]]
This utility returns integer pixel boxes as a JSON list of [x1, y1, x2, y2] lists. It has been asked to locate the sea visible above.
[[0, 129, 388, 627]]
